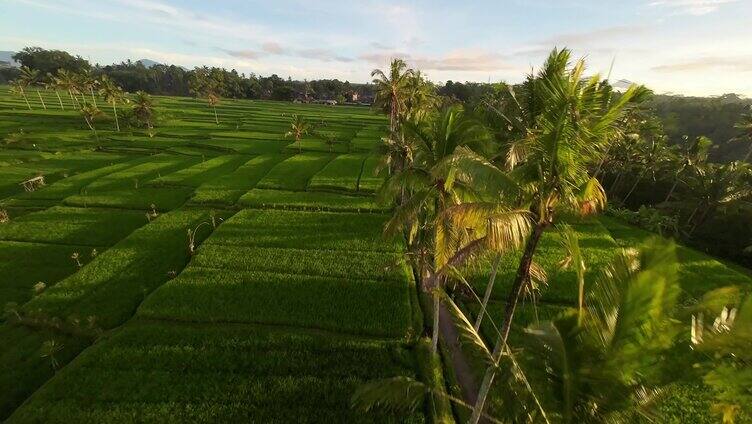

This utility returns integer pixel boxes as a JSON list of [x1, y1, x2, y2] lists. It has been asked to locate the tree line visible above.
[[3, 47, 375, 102]]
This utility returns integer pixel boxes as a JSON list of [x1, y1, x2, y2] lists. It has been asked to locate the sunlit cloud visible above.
[[648, 0, 738, 15]]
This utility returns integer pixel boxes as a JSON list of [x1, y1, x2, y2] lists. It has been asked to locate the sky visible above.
[[1, 0, 751, 96]]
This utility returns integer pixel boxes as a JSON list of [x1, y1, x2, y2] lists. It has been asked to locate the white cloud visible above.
[[648, 0, 738, 15]]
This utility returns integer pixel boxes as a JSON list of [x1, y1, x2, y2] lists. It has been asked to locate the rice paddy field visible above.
[[0, 85, 749, 423]]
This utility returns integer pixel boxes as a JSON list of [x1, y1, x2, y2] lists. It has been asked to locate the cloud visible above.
[[217, 48, 262, 60], [360, 49, 515, 72], [648, 0, 738, 15], [652, 56, 752, 72], [217, 43, 353, 63]]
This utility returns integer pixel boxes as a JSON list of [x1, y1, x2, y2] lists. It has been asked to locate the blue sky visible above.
[[1, 0, 751, 96]]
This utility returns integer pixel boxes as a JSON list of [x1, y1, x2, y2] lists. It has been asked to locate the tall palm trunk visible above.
[[19, 87, 31, 110], [664, 177, 679, 203], [470, 222, 547, 424], [431, 289, 440, 353], [55, 91, 64, 110], [84, 117, 99, 141], [474, 254, 501, 331], [213, 106, 219, 125], [36, 90, 46, 110], [68, 90, 80, 109], [112, 103, 120, 132], [622, 172, 644, 204], [90, 87, 98, 108]]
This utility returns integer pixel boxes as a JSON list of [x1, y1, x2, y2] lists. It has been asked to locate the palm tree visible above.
[[469, 49, 644, 423], [132, 91, 156, 137], [55, 69, 82, 108], [285, 114, 312, 153], [207, 92, 220, 125], [47, 72, 65, 110], [78, 68, 99, 107], [13, 66, 35, 110], [371, 58, 413, 134], [315, 130, 339, 153], [517, 240, 680, 423], [380, 105, 529, 354], [98, 75, 127, 132], [80, 104, 104, 141], [663, 135, 712, 203], [682, 161, 752, 236]]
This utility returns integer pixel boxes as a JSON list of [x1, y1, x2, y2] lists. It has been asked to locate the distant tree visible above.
[[285, 114, 312, 153], [53, 69, 83, 108], [131, 91, 156, 136], [12, 47, 90, 75]]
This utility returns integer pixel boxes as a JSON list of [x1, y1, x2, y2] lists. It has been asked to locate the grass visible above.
[[7, 321, 426, 423], [238, 188, 381, 212], [0, 206, 147, 246], [191, 154, 289, 205], [308, 153, 367, 192], [256, 152, 335, 191]]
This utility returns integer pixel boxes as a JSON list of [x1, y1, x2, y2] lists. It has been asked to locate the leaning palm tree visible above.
[[132, 91, 156, 137], [98, 75, 127, 131], [55, 69, 82, 108], [78, 68, 99, 107], [80, 104, 104, 141], [285, 114, 312, 153], [13, 66, 36, 110], [47, 72, 65, 110], [372, 58, 413, 134], [663, 135, 713, 203], [469, 48, 645, 424]]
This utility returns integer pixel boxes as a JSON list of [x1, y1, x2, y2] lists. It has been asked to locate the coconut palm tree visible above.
[[663, 135, 713, 203], [380, 105, 529, 354], [55, 69, 82, 108], [13, 66, 35, 110], [285, 114, 312, 153], [98, 75, 127, 132], [47, 72, 65, 110], [516, 240, 680, 423], [372, 58, 413, 134], [207, 92, 220, 125], [78, 68, 99, 107], [80, 104, 104, 141], [469, 49, 645, 423], [132, 90, 156, 137]]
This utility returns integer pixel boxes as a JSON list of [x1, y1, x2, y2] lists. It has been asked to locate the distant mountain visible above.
[[612, 79, 635, 91], [136, 58, 160, 68], [0, 51, 20, 67]]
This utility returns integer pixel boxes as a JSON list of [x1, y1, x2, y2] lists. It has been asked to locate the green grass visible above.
[[7, 321, 426, 423], [308, 153, 367, 192], [63, 187, 193, 211], [203, 209, 402, 252], [18, 208, 224, 329], [191, 154, 289, 205], [256, 152, 335, 191], [0, 206, 147, 246], [138, 267, 414, 338], [238, 188, 381, 212]]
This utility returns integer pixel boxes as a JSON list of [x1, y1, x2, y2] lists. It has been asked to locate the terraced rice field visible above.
[[0, 86, 437, 422], [1, 85, 749, 423]]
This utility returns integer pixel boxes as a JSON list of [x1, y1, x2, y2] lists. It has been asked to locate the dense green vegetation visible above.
[[1, 45, 750, 424]]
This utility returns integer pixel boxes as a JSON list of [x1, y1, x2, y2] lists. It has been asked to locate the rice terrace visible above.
[[1, 2, 752, 423]]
